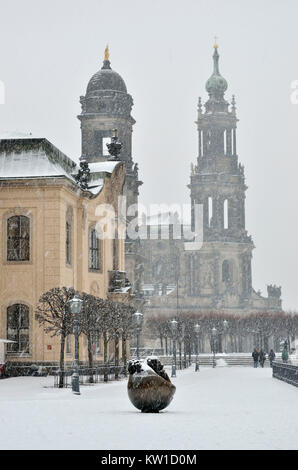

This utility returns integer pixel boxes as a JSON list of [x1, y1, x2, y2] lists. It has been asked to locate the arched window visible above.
[[222, 260, 233, 283], [91, 331, 101, 355], [7, 215, 30, 261], [7, 304, 29, 353], [89, 226, 102, 271]]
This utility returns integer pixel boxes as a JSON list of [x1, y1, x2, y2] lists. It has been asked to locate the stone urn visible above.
[[127, 357, 176, 413]]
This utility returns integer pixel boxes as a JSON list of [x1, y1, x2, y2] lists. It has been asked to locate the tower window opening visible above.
[[208, 197, 213, 227], [224, 199, 229, 229], [102, 137, 111, 156], [223, 130, 227, 155]]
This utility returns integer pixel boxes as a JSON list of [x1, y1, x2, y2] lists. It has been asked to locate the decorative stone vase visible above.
[[127, 358, 176, 413]]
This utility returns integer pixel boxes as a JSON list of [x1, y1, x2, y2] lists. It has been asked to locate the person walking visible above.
[[252, 348, 259, 368], [259, 349, 266, 368], [269, 349, 275, 367], [282, 346, 289, 363]]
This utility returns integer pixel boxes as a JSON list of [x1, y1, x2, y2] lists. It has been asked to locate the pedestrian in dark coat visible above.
[[282, 347, 288, 363], [269, 349, 275, 367], [259, 349, 266, 368], [252, 348, 259, 368]]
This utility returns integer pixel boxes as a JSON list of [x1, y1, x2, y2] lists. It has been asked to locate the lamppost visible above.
[[69, 294, 83, 395], [211, 327, 217, 368], [171, 319, 178, 377], [223, 319, 228, 354], [134, 312, 143, 359], [182, 323, 186, 368], [194, 323, 200, 372]]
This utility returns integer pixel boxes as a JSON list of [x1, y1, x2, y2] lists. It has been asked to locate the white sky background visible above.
[[0, 0, 298, 310]]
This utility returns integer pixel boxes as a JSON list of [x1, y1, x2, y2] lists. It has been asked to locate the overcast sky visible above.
[[0, 0, 298, 310]]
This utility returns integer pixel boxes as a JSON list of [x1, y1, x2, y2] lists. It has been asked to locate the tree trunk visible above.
[[178, 341, 182, 369], [103, 332, 108, 382], [122, 334, 127, 377], [59, 333, 65, 388], [87, 333, 94, 383], [160, 335, 163, 352], [115, 334, 119, 380]]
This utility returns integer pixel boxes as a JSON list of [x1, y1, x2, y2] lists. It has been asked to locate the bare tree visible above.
[[35, 286, 76, 387]]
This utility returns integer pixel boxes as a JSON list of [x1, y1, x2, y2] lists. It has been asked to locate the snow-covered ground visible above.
[[0, 366, 297, 450]]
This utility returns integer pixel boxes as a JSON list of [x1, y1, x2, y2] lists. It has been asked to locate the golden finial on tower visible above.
[[104, 44, 109, 61], [214, 36, 218, 49]]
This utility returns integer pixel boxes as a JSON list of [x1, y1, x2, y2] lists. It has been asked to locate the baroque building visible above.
[[0, 47, 144, 366], [0, 134, 131, 366], [140, 44, 282, 351]]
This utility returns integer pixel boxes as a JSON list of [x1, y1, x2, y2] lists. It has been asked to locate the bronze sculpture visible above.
[[127, 357, 176, 413]]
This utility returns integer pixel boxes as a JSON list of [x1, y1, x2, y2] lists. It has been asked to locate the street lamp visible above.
[[134, 312, 143, 359], [171, 319, 178, 377], [182, 323, 186, 369], [223, 319, 228, 354], [69, 294, 83, 395], [211, 327, 217, 368], [194, 323, 200, 372]]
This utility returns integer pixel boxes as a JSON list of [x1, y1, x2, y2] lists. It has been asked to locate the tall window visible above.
[[102, 137, 111, 156], [113, 232, 118, 270], [92, 331, 101, 355], [89, 226, 102, 271], [7, 215, 30, 261], [66, 207, 73, 266], [7, 304, 29, 353], [66, 221, 72, 265]]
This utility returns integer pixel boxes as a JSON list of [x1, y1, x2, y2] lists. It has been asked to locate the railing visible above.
[[53, 365, 126, 388], [272, 361, 298, 387]]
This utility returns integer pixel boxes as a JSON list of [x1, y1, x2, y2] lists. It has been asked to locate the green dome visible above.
[[205, 48, 228, 96]]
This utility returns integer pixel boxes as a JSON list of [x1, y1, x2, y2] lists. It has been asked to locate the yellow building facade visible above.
[[0, 136, 130, 367]]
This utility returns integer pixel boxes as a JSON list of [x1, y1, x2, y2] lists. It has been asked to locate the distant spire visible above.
[[212, 45, 220, 75], [214, 36, 218, 49], [198, 97, 202, 114], [231, 95, 236, 114], [102, 44, 111, 70]]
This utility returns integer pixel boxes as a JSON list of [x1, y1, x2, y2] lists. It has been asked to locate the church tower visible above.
[[78, 47, 143, 294], [187, 42, 254, 307]]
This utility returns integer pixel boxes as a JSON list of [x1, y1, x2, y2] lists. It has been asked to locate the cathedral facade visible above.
[[139, 45, 282, 342]]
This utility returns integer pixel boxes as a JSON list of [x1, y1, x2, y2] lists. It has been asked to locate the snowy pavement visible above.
[[0, 366, 297, 450]]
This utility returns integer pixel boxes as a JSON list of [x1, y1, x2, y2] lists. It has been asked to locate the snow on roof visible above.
[[0, 131, 42, 140], [88, 161, 121, 174], [87, 177, 104, 195], [0, 137, 77, 182]]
